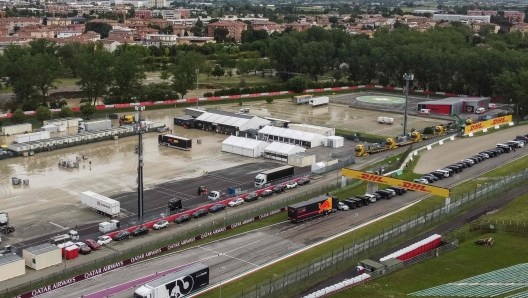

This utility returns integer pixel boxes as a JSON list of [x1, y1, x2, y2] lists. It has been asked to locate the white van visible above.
[[435, 170, 451, 178], [419, 109, 430, 115], [476, 107, 485, 114]]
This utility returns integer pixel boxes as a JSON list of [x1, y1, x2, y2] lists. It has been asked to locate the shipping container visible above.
[[14, 135, 30, 143], [158, 134, 192, 151], [80, 191, 120, 217], [41, 124, 59, 133], [84, 119, 111, 131], [174, 116, 195, 128], [287, 195, 338, 223], [1, 123, 32, 135], [309, 96, 329, 107], [293, 94, 313, 104], [134, 263, 209, 298]]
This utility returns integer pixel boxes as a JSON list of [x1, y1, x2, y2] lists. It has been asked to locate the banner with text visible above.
[[464, 115, 513, 135], [342, 169, 450, 197]]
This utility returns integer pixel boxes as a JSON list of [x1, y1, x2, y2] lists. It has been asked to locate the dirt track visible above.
[[414, 125, 528, 174]]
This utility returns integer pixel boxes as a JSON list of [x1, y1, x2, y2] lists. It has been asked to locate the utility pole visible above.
[[135, 105, 145, 221], [196, 69, 199, 108], [403, 73, 414, 137]]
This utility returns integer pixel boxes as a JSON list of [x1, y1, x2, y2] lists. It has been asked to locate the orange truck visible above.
[[287, 195, 339, 223]]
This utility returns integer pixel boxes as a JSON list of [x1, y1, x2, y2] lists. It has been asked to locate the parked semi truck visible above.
[[0, 212, 8, 226], [80, 191, 121, 217], [309, 96, 329, 107], [254, 165, 294, 187], [134, 263, 209, 298], [158, 134, 192, 151], [287, 195, 338, 223]]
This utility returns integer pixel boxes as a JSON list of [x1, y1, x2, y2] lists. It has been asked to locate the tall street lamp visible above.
[[196, 69, 200, 108], [403, 73, 414, 137], [135, 105, 145, 221]]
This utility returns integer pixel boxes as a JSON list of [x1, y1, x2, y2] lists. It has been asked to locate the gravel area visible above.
[[414, 125, 528, 174]]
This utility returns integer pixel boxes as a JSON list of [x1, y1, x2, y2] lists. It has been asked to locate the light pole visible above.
[[196, 69, 200, 108], [135, 105, 145, 221], [218, 266, 225, 298], [403, 73, 414, 137]]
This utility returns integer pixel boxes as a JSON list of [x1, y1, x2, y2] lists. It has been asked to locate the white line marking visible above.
[[49, 222, 67, 229]]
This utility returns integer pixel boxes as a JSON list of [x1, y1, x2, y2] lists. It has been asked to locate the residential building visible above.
[[126, 18, 149, 26], [68, 17, 88, 24], [207, 21, 247, 41], [137, 27, 159, 39], [144, 33, 177, 46], [0, 26, 8, 37], [504, 11, 525, 23], [147, 0, 166, 8], [178, 36, 215, 45], [15, 26, 54, 39], [433, 14, 490, 22], [252, 21, 280, 34], [466, 10, 498, 17], [284, 22, 312, 32], [175, 8, 191, 19], [57, 30, 83, 38], [473, 22, 500, 33], [148, 18, 169, 28], [135, 10, 152, 19], [173, 25, 193, 36], [0, 17, 43, 34], [66, 24, 86, 33], [108, 30, 135, 41], [467, 10, 483, 16], [0, 37, 32, 54], [47, 18, 72, 26], [152, 10, 181, 19]]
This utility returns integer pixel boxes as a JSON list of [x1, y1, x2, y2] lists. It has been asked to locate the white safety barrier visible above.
[[380, 234, 441, 262], [302, 273, 371, 298]]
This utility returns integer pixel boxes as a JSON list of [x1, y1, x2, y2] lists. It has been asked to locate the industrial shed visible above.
[[23, 243, 62, 270], [195, 110, 270, 135], [0, 253, 25, 282], [185, 108, 205, 118], [417, 97, 490, 115], [288, 152, 316, 167], [221, 136, 268, 157], [174, 116, 195, 128], [258, 126, 326, 148], [263, 141, 306, 161], [288, 123, 335, 136]]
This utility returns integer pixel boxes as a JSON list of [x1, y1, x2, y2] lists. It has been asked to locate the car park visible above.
[[515, 136, 528, 143], [496, 144, 512, 152], [228, 198, 244, 207], [174, 214, 191, 224], [413, 178, 429, 185], [286, 181, 298, 189], [85, 239, 102, 250], [446, 165, 461, 173], [461, 160, 473, 167], [96, 236, 111, 246], [209, 204, 226, 213], [442, 168, 454, 176], [297, 177, 310, 186], [388, 186, 406, 195], [430, 172, 445, 179], [421, 175, 435, 183], [478, 152, 490, 159], [273, 184, 286, 193], [384, 188, 397, 197], [260, 189, 274, 198], [132, 226, 149, 236], [338, 202, 349, 211], [507, 140, 524, 148], [435, 170, 450, 178], [244, 192, 259, 202], [342, 198, 362, 209], [357, 196, 372, 205], [153, 220, 169, 230], [494, 147, 505, 154], [113, 230, 131, 241], [192, 209, 208, 218], [363, 194, 378, 203], [75, 242, 92, 254], [453, 162, 467, 168], [375, 190, 393, 199]]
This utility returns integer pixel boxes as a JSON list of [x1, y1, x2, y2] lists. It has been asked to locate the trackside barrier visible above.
[[0, 85, 503, 119], [379, 234, 441, 262], [301, 273, 371, 298], [15, 207, 288, 298]]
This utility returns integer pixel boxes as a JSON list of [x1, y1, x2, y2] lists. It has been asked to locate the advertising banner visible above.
[[341, 169, 450, 197], [464, 115, 513, 135]]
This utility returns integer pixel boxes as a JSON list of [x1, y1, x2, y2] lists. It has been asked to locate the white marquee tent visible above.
[[263, 141, 306, 161], [221, 136, 268, 158], [257, 126, 326, 148]]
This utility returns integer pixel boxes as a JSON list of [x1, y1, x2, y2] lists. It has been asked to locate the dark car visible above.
[[209, 204, 226, 213], [445, 165, 461, 173], [424, 174, 439, 181], [192, 209, 208, 218], [244, 193, 259, 202], [75, 242, 91, 255], [113, 230, 131, 241], [84, 239, 101, 250], [453, 162, 467, 168], [0, 225, 15, 234], [429, 172, 445, 179], [388, 186, 406, 195], [342, 198, 362, 209], [297, 177, 310, 186], [261, 189, 274, 198], [131, 226, 149, 236], [515, 136, 528, 143], [421, 175, 435, 183], [374, 190, 392, 200], [442, 168, 454, 176], [174, 214, 191, 224], [273, 184, 286, 193], [507, 141, 522, 148]]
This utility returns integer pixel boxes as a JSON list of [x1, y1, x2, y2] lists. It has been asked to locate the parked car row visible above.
[[339, 186, 408, 210]]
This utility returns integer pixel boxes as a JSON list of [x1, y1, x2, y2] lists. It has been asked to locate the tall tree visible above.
[[213, 27, 229, 42], [170, 52, 204, 98], [30, 53, 62, 104], [106, 51, 146, 104], [57, 42, 85, 77], [76, 50, 114, 105], [85, 21, 113, 38]]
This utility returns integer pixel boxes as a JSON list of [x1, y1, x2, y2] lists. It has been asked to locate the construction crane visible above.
[[450, 113, 474, 130]]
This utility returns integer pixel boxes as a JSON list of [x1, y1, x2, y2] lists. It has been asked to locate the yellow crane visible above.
[[434, 125, 446, 136]]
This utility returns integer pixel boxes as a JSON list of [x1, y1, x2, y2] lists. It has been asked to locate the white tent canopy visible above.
[[258, 126, 326, 148], [263, 141, 306, 161], [195, 110, 270, 132], [221, 136, 268, 158]]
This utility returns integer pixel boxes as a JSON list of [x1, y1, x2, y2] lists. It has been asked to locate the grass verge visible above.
[[479, 191, 528, 223], [333, 233, 528, 298], [482, 154, 528, 177]]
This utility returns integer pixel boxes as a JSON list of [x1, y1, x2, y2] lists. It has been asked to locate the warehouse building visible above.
[[0, 253, 25, 282], [417, 97, 490, 115], [263, 141, 306, 162], [185, 108, 205, 118], [173, 115, 195, 128], [23, 243, 62, 270], [258, 126, 326, 148], [288, 123, 335, 136], [194, 110, 270, 136], [221, 136, 268, 157]]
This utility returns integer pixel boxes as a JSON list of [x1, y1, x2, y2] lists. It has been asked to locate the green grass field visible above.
[[480, 192, 528, 223], [482, 154, 528, 178], [333, 233, 528, 298]]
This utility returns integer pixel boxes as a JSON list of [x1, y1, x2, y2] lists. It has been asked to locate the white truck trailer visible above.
[[134, 263, 209, 298], [80, 191, 120, 217], [309, 96, 329, 107]]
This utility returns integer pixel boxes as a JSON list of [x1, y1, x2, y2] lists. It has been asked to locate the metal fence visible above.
[[0, 183, 345, 297], [226, 169, 528, 298], [311, 156, 356, 175], [446, 220, 528, 243]]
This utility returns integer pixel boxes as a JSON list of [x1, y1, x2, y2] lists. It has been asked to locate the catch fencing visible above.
[[311, 156, 356, 175], [225, 169, 528, 298]]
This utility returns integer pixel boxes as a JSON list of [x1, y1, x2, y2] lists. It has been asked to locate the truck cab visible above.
[[50, 230, 79, 245], [254, 173, 267, 187], [208, 191, 221, 202], [133, 286, 151, 298]]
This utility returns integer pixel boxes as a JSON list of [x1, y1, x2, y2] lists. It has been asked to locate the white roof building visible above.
[[221, 136, 268, 158], [195, 110, 270, 135], [258, 126, 326, 148], [263, 141, 306, 161], [288, 123, 335, 136]]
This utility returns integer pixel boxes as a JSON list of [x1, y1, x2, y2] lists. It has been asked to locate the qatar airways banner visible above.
[[16, 207, 286, 298]]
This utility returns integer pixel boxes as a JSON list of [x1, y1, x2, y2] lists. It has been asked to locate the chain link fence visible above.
[[311, 156, 355, 175], [226, 169, 528, 298]]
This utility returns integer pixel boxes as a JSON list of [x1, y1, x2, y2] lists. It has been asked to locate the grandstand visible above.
[[409, 263, 528, 297]]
